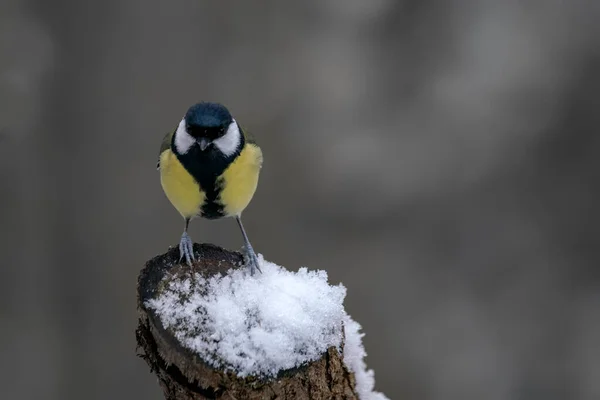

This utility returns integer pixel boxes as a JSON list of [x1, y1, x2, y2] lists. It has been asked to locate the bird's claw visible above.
[[179, 232, 195, 266], [243, 244, 261, 276]]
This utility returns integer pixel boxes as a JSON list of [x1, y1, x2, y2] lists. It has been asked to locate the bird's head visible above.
[[173, 102, 242, 157]]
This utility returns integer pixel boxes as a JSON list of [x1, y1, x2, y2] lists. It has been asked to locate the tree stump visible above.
[[136, 243, 359, 400]]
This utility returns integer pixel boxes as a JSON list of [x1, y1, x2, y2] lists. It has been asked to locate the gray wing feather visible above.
[[157, 130, 174, 170]]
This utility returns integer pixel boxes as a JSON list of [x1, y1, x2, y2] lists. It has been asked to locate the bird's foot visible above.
[[179, 232, 195, 266], [243, 244, 262, 276]]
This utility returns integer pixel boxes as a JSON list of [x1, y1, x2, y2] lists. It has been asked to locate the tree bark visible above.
[[136, 243, 359, 400]]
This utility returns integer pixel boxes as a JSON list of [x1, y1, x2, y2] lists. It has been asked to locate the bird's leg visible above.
[[179, 218, 195, 266], [236, 216, 261, 275]]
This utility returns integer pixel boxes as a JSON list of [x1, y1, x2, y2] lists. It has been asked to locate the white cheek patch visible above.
[[174, 118, 195, 154], [213, 120, 242, 157]]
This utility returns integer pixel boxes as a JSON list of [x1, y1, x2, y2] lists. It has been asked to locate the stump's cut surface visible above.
[[136, 244, 359, 400]]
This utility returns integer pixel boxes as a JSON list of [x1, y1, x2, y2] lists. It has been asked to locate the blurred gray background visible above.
[[1, 0, 600, 399]]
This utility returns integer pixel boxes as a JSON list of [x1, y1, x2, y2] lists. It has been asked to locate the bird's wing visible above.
[[238, 124, 257, 144], [157, 130, 174, 170]]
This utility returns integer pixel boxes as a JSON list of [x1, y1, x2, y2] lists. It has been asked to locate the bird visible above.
[[157, 102, 263, 275]]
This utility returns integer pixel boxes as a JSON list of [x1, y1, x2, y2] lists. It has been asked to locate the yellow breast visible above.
[[219, 142, 263, 217], [159, 149, 205, 219]]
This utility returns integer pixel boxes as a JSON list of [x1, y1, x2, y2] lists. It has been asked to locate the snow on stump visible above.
[[136, 243, 388, 400]]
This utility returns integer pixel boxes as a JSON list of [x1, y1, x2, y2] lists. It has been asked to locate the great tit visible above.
[[157, 102, 263, 275]]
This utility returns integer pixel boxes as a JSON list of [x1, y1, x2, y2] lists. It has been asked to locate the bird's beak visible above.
[[199, 138, 210, 151]]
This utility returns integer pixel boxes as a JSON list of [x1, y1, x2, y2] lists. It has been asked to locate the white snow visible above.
[[343, 317, 390, 400], [146, 255, 389, 400]]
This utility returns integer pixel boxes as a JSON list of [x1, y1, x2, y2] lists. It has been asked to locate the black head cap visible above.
[[184, 102, 232, 139]]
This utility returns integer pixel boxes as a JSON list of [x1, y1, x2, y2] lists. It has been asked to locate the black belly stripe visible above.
[[173, 133, 245, 220], [200, 176, 225, 219]]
